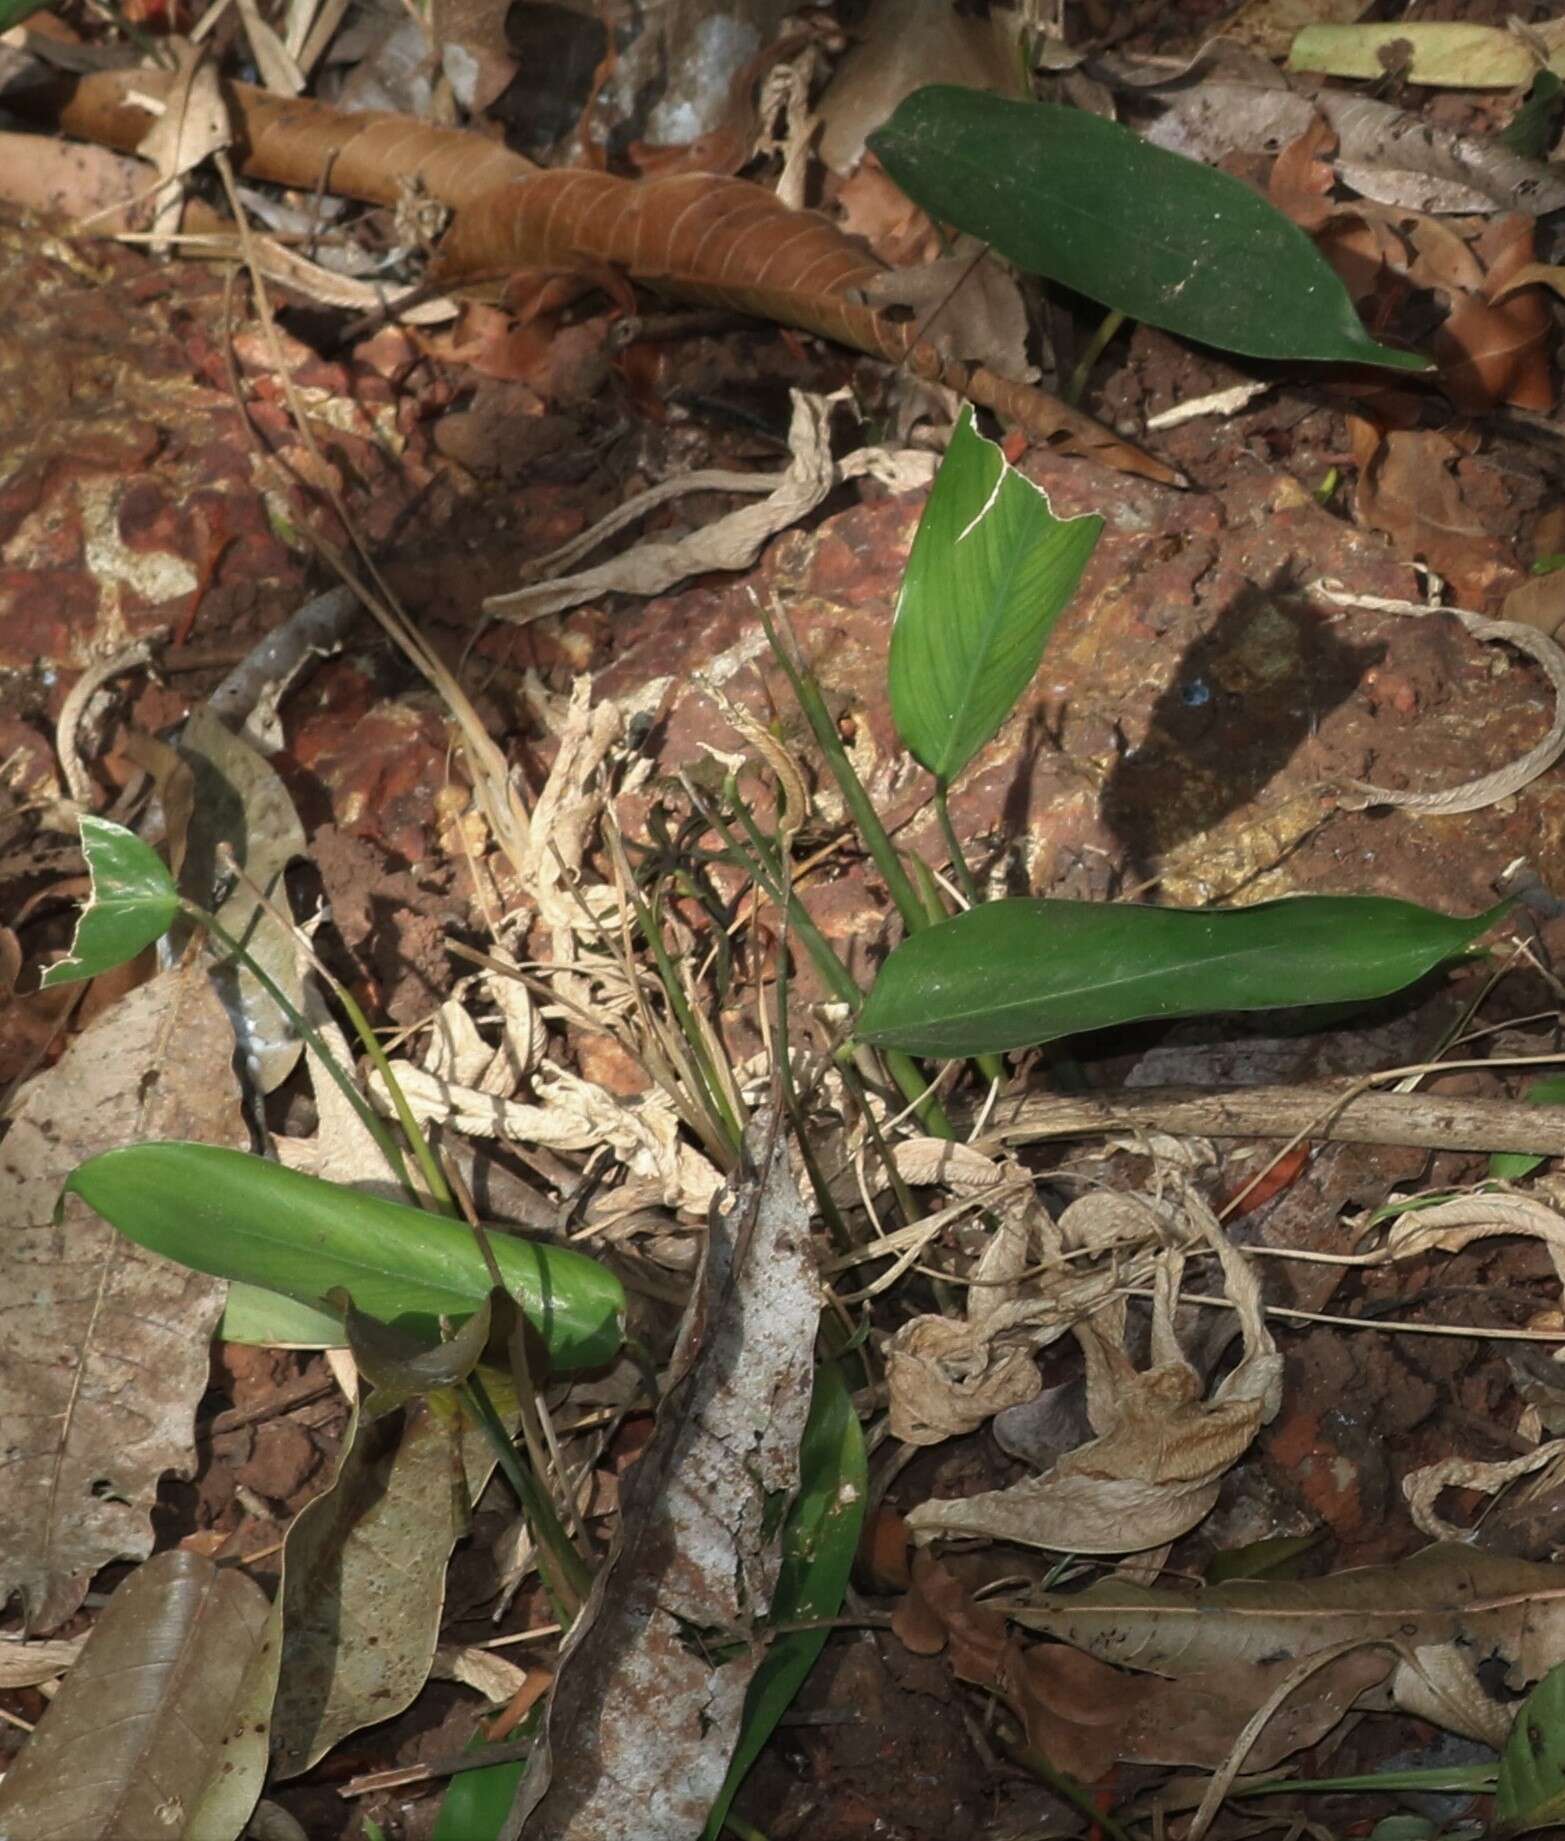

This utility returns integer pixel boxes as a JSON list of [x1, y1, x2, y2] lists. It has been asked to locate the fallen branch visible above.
[[974, 1080, 1565, 1156]]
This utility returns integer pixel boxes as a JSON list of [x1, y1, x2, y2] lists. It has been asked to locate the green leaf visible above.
[[702, 1360, 867, 1840], [1488, 1076, 1565, 1183], [1501, 70, 1565, 158], [889, 407, 1101, 785], [868, 87, 1427, 371], [0, 0, 53, 30], [856, 895, 1501, 1059], [64, 1142, 624, 1371], [219, 1281, 349, 1347], [432, 1739, 529, 1841], [41, 816, 179, 989], [1495, 1660, 1565, 1836]]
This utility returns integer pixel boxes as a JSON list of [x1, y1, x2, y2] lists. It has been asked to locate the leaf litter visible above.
[[9, 1, 1565, 1836]]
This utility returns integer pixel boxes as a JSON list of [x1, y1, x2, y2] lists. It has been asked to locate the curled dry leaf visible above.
[[1432, 214, 1555, 415], [906, 1196, 1281, 1553], [368, 1059, 723, 1214], [1383, 1190, 1565, 1289], [1404, 1439, 1565, 1542]]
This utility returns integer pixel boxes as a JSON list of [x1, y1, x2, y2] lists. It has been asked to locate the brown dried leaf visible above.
[[504, 1113, 821, 1841], [134, 41, 230, 248], [0, 962, 247, 1630], [1350, 422, 1517, 605], [0, 1551, 279, 1839], [41, 66, 1178, 481], [431, 0, 517, 115], [1432, 214, 1555, 414]]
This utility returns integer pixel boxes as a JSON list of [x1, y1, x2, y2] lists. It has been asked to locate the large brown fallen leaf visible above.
[[502, 1111, 820, 1841], [0, 961, 247, 1630], [0, 1549, 280, 1841], [1003, 1542, 1565, 1748], [24, 66, 1180, 484], [269, 1391, 499, 1776]]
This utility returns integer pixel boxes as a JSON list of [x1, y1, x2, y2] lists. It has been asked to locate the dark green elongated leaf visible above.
[[855, 895, 1501, 1059], [889, 408, 1101, 785], [1488, 1076, 1565, 1182], [1495, 1660, 1565, 1836], [868, 87, 1428, 371], [701, 1360, 867, 1840], [40, 816, 179, 989], [63, 1142, 623, 1370]]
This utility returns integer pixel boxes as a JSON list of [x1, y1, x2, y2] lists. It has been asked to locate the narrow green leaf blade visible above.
[[868, 87, 1428, 370], [889, 407, 1102, 784], [701, 1360, 867, 1840], [1495, 1660, 1565, 1836], [856, 895, 1501, 1059], [64, 1142, 624, 1371], [41, 816, 179, 988]]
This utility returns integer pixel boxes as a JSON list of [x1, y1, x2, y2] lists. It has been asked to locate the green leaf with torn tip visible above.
[[64, 1142, 624, 1371], [702, 1360, 868, 1839], [856, 894, 1502, 1059], [889, 407, 1101, 785], [1290, 22, 1547, 89], [40, 816, 179, 989], [868, 87, 1428, 371], [0, 1549, 281, 1841], [1495, 1660, 1565, 1836], [1488, 1076, 1565, 1183]]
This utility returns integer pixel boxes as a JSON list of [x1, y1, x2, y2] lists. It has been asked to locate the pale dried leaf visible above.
[[853, 251, 1035, 382], [892, 1137, 1006, 1194], [1385, 1191, 1565, 1290], [505, 1113, 820, 1841], [432, 1642, 532, 1704], [367, 1060, 723, 1213], [1219, 0, 1372, 59], [1404, 1439, 1565, 1541], [135, 42, 231, 248], [423, 995, 494, 1087], [907, 1195, 1280, 1552], [0, 1636, 85, 1690], [0, 963, 246, 1630]]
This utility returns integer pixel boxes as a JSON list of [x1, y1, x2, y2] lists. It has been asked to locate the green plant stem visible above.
[[756, 602, 927, 939], [1065, 308, 1127, 405], [931, 784, 1006, 1088], [462, 1369, 589, 1623], [719, 792, 952, 1139], [331, 977, 458, 1215], [189, 903, 418, 1204]]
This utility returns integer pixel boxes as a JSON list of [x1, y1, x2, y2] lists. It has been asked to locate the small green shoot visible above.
[[40, 817, 180, 989]]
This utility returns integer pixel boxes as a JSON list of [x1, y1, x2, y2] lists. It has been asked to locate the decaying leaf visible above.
[[1349, 421, 1517, 605], [503, 1111, 820, 1841], [0, 1550, 280, 1840], [1005, 1542, 1565, 1748], [906, 1194, 1281, 1552], [0, 962, 246, 1630], [270, 1393, 497, 1776], [133, 41, 230, 250], [1219, 0, 1373, 60]]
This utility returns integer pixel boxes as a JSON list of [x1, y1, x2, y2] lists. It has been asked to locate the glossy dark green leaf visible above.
[[40, 817, 179, 989], [889, 408, 1101, 784], [64, 1142, 623, 1371], [1488, 1076, 1565, 1183], [1495, 1660, 1565, 1836], [856, 895, 1501, 1059], [868, 87, 1428, 370], [701, 1360, 867, 1840]]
